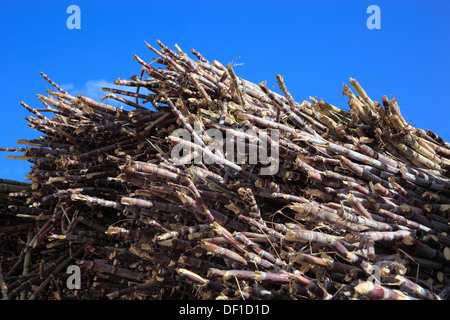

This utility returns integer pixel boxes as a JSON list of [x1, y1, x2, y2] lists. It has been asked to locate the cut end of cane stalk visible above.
[[444, 247, 450, 261], [354, 281, 375, 296], [176, 268, 207, 285], [402, 235, 416, 246]]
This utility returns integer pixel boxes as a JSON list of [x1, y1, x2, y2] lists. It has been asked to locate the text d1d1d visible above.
[[223, 304, 269, 315]]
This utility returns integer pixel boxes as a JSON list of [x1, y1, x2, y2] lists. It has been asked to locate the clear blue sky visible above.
[[0, 0, 448, 182]]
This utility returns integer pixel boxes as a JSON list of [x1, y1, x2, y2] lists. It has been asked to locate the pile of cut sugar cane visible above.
[[0, 40, 449, 300]]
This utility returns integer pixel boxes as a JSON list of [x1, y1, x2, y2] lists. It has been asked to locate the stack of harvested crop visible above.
[[0, 40, 449, 300]]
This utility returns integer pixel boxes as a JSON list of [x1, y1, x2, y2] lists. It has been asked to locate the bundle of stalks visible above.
[[0, 40, 449, 300]]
